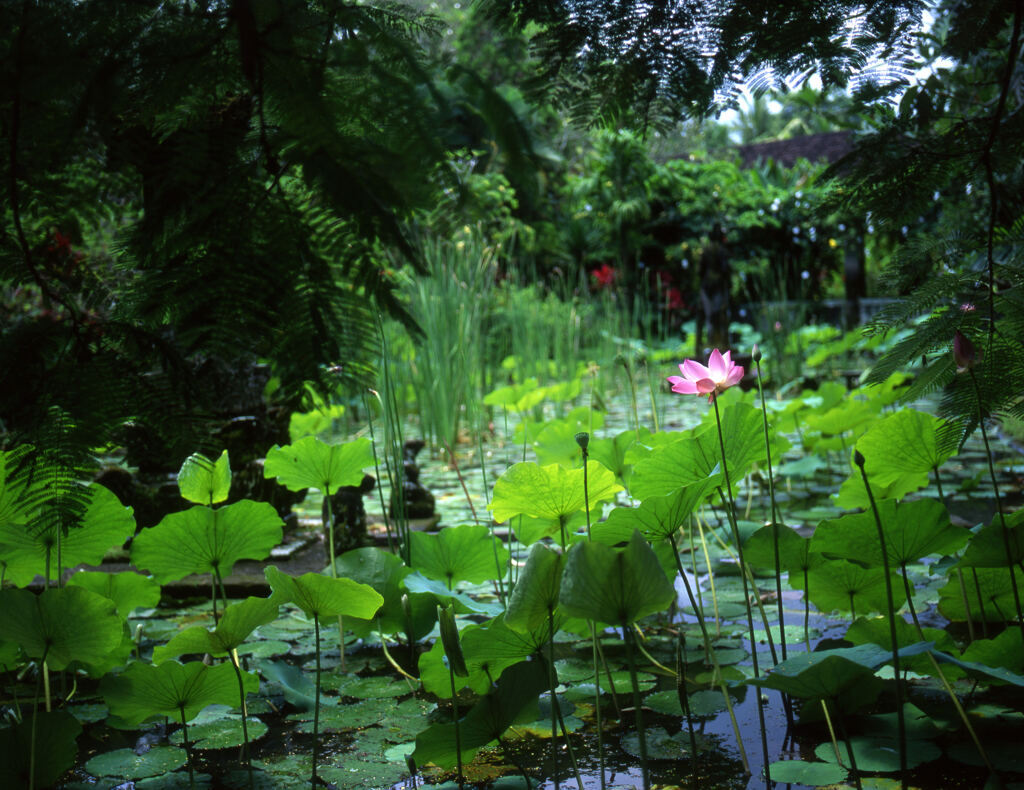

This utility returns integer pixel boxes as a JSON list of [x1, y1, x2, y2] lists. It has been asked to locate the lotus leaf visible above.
[[264, 566, 383, 620], [812, 498, 967, 567], [412, 658, 549, 769], [489, 461, 621, 525], [67, 570, 161, 618], [0, 586, 123, 670], [263, 436, 373, 493], [132, 500, 283, 583], [559, 530, 675, 625], [0, 482, 135, 587], [102, 660, 258, 725], [409, 524, 509, 587], [178, 449, 232, 504], [153, 595, 280, 663]]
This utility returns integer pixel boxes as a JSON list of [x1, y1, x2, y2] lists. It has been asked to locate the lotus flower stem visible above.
[[710, 394, 772, 787], [676, 634, 700, 789], [669, 532, 748, 772], [546, 609, 561, 790], [968, 369, 1024, 643], [855, 451, 907, 788]]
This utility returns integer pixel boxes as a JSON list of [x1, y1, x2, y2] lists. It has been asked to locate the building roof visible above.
[[736, 130, 854, 168]]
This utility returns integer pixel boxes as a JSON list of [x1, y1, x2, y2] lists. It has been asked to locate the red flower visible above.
[[591, 264, 616, 288]]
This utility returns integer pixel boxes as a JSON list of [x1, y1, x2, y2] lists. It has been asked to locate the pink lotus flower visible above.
[[668, 349, 744, 402]]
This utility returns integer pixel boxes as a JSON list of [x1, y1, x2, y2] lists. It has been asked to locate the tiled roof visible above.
[[736, 130, 854, 168]]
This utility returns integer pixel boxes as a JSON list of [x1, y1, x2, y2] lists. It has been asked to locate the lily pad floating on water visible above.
[[169, 715, 269, 749], [85, 745, 188, 780], [766, 759, 847, 786], [814, 735, 941, 772]]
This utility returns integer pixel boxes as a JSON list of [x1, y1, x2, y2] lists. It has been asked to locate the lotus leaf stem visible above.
[[855, 453, 906, 788]]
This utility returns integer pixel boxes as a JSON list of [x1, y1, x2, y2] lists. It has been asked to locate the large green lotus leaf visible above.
[[102, 660, 257, 725], [489, 461, 622, 523], [413, 657, 549, 769], [401, 571, 504, 616], [931, 648, 1024, 688], [513, 511, 589, 547], [595, 477, 721, 544], [153, 596, 280, 663], [630, 403, 787, 500], [742, 523, 812, 574], [750, 642, 931, 699], [0, 709, 81, 789], [259, 659, 324, 711], [418, 613, 546, 698], [938, 565, 1024, 623], [264, 565, 383, 620], [812, 499, 967, 567], [844, 615, 962, 678], [505, 543, 565, 633], [559, 530, 675, 625], [959, 510, 1024, 568], [132, 500, 283, 583], [589, 428, 639, 485], [533, 415, 602, 468], [803, 399, 877, 437], [67, 570, 161, 617], [793, 558, 904, 616], [0, 482, 136, 587], [263, 436, 373, 493], [0, 586, 123, 670], [178, 450, 231, 505], [960, 627, 1024, 675], [834, 409, 953, 508], [330, 547, 435, 639], [409, 524, 509, 587], [483, 379, 537, 409]]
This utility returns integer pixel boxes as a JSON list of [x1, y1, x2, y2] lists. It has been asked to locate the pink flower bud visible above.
[[953, 331, 976, 372]]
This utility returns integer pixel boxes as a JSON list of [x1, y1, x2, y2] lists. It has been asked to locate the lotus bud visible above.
[[574, 432, 590, 454], [953, 330, 976, 372], [751, 344, 762, 363], [853, 449, 866, 468]]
